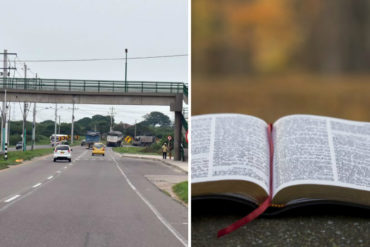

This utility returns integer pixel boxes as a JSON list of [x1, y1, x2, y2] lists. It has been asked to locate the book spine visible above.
[[268, 123, 273, 197]]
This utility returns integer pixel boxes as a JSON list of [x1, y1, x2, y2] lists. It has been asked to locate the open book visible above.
[[192, 114, 370, 212]]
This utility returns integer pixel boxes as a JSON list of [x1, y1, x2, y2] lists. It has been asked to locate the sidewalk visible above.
[[118, 153, 188, 174]]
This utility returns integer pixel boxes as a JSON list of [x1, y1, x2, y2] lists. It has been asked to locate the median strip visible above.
[[0, 148, 54, 170]]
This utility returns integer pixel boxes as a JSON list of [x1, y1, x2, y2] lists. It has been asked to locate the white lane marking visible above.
[[4, 195, 20, 203], [32, 183, 42, 188], [76, 150, 89, 161], [111, 154, 187, 247], [57, 170, 61, 173], [48, 176, 54, 180], [69, 163, 72, 166], [64, 166, 67, 169]]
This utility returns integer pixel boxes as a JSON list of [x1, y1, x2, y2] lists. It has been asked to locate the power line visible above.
[[14, 54, 188, 63]]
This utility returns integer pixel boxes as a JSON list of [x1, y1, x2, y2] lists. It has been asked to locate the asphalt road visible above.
[[0, 146, 188, 247]]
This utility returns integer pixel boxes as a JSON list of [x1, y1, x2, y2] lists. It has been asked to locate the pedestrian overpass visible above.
[[0, 77, 188, 161]]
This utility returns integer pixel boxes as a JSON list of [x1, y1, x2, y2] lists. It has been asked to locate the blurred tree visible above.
[[142, 112, 171, 127], [192, 0, 370, 75]]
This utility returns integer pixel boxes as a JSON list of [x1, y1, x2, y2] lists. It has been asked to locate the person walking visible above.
[[162, 143, 168, 159]]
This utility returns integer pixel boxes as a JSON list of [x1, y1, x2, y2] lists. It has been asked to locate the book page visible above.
[[192, 114, 270, 194], [273, 114, 370, 197]]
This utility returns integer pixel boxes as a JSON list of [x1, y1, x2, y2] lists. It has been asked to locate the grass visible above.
[[0, 148, 53, 170], [192, 74, 370, 123], [172, 181, 188, 204], [112, 146, 159, 156]]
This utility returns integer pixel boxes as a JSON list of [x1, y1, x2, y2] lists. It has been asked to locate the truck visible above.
[[86, 131, 100, 149], [132, 136, 155, 146], [50, 134, 69, 147], [106, 131, 123, 147]]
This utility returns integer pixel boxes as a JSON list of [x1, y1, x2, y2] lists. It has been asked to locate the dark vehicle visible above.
[[16, 141, 23, 150], [106, 131, 123, 147], [80, 139, 86, 146], [132, 136, 155, 146], [86, 131, 100, 149]]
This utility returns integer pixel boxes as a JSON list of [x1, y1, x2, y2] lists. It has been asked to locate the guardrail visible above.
[[0, 78, 188, 95]]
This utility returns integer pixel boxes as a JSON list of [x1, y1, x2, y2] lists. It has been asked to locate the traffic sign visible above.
[[125, 136, 132, 143]]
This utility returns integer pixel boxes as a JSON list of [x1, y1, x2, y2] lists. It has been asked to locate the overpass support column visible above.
[[171, 94, 183, 161]]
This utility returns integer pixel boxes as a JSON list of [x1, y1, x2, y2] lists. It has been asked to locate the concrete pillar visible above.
[[170, 94, 183, 161], [174, 111, 182, 161]]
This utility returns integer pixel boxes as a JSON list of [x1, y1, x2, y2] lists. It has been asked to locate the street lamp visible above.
[[124, 49, 128, 92]]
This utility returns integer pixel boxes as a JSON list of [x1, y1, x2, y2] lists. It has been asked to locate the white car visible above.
[[53, 145, 72, 162]]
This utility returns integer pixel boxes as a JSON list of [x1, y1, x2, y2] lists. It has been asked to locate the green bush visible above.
[[172, 181, 188, 203]]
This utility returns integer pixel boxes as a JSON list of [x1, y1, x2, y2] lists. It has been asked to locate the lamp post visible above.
[[124, 49, 128, 92]]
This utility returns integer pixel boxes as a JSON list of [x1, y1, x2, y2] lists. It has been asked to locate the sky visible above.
[[0, 0, 188, 124]]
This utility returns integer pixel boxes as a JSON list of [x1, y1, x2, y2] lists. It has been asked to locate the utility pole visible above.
[[22, 102, 27, 152], [7, 103, 10, 146], [1, 90, 5, 151], [4, 102, 8, 160], [1, 49, 17, 79], [134, 120, 137, 138], [1, 50, 17, 152], [31, 103, 36, 150], [22, 64, 28, 152], [54, 104, 57, 147], [71, 103, 74, 144], [124, 49, 128, 91], [2, 90, 7, 158], [109, 106, 115, 132], [1, 50, 7, 152], [58, 115, 61, 134]]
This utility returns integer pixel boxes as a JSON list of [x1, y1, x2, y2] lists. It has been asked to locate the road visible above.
[[0, 146, 188, 247]]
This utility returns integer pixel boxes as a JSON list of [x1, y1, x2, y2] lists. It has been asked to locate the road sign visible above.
[[125, 136, 132, 143], [185, 131, 188, 143], [167, 136, 172, 141]]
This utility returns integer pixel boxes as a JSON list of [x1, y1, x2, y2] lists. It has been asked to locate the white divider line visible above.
[[47, 176, 54, 180], [4, 195, 20, 203], [111, 154, 187, 247], [75, 150, 89, 161], [32, 183, 42, 188]]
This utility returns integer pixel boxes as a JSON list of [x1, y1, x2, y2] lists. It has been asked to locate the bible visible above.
[[192, 114, 370, 234]]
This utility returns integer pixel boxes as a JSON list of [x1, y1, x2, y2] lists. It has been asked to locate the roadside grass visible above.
[[0, 148, 53, 170], [112, 146, 159, 156], [172, 181, 188, 204]]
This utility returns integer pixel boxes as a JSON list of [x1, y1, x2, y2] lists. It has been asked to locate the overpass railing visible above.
[[0, 78, 188, 95]]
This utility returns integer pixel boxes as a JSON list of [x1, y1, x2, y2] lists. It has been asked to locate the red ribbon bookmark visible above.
[[217, 196, 271, 238], [217, 124, 274, 238]]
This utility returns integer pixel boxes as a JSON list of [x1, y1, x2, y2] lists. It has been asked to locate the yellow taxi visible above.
[[92, 142, 105, 156]]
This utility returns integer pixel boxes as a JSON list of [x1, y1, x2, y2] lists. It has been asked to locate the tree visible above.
[[142, 112, 171, 127]]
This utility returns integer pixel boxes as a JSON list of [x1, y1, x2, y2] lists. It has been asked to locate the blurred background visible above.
[[192, 0, 370, 123]]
